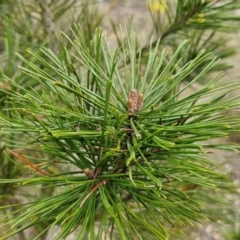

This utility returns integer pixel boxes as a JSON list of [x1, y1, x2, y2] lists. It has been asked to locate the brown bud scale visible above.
[[84, 168, 94, 179]]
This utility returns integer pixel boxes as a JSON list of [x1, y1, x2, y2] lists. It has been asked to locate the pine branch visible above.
[[0, 25, 240, 239], [38, 0, 56, 51], [143, 1, 202, 52], [1, 1, 240, 239], [119, 0, 240, 70]]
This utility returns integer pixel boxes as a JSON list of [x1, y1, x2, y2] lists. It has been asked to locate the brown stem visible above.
[[38, 0, 56, 52]]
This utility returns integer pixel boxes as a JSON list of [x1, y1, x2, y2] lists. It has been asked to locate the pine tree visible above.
[[0, 1, 240, 239]]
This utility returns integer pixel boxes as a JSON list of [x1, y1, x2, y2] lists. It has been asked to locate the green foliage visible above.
[[0, 24, 240, 239], [0, 1, 106, 238], [143, 0, 240, 78], [224, 228, 240, 240], [0, 0, 240, 239]]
